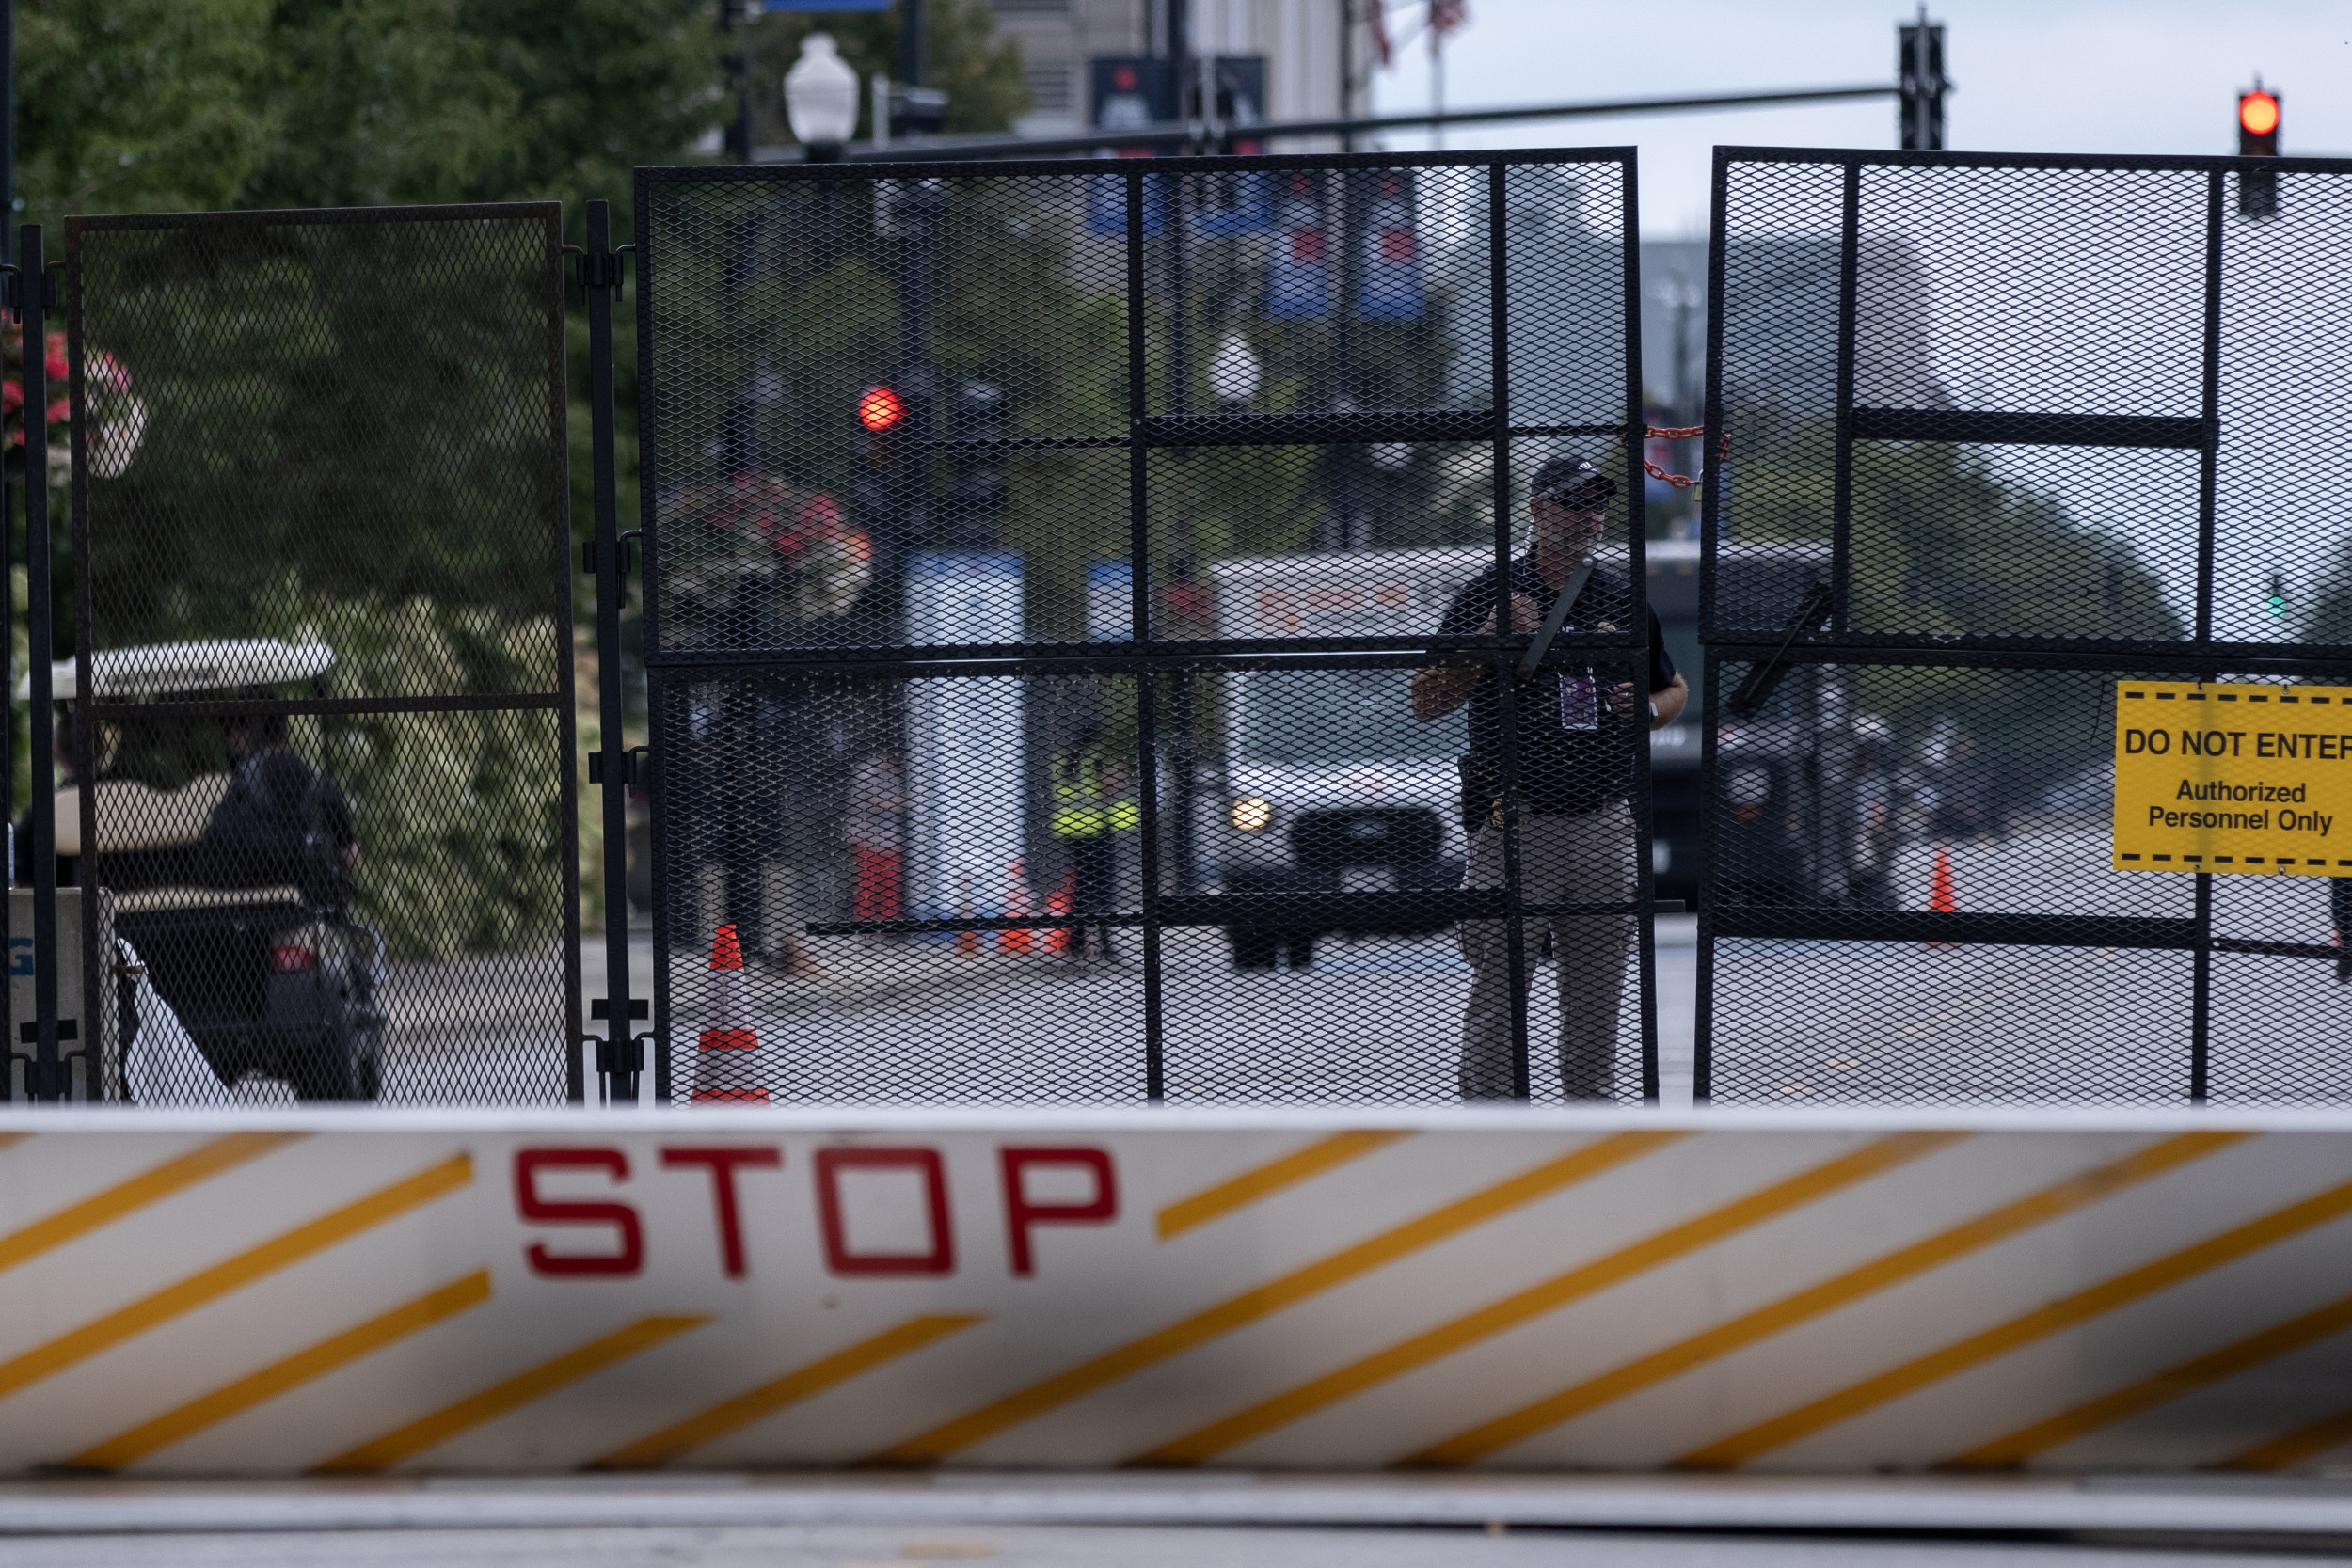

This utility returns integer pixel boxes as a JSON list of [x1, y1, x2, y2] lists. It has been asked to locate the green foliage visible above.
[[79, 219, 564, 649], [73, 216, 570, 958], [1725, 404, 2182, 802], [14, 0, 1056, 950], [15, 0, 278, 223], [318, 601, 567, 961]]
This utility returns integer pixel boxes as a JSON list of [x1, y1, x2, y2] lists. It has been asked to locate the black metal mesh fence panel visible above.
[[66, 205, 579, 1105], [637, 151, 1661, 1105], [1699, 149, 2352, 1105]]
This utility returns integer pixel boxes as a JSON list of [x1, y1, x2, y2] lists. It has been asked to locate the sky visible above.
[[1366, 0, 2352, 235]]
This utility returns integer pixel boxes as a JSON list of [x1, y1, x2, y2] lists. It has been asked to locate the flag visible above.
[[1266, 171, 1332, 320], [1356, 169, 1423, 322], [1368, 0, 1392, 67]]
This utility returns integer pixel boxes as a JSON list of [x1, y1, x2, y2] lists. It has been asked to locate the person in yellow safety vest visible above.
[[1051, 736, 1137, 962]]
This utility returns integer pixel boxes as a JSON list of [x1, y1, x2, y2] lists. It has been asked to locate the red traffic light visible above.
[[2238, 88, 2280, 165], [858, 385, 906, 433]]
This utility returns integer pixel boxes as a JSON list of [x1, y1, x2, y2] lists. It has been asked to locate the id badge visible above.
[[1558, 670, 1598, 731]]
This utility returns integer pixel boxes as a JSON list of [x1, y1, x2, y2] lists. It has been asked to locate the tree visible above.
[[236, 0, 725, 215], [1722, 403, 2184, 809], [15, 0, 278, 224]]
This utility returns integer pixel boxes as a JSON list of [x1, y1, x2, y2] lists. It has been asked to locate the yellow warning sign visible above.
[[2113, 680, 2352, 874]]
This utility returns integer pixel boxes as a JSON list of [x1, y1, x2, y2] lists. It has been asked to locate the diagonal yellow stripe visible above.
[[1677, 1165, 2352, 1469], [1158, 1132, 1414, 1241], [69, 1271, 493, 1470], [2217, 1402, 2352, 1472], [315, 1315, 709, 1474], [592, 1314, 983, 1470], [1406, 1131, 2245, 1467], [1133, 1132, 1967, 1466], [0, 1132, 305, 1275], [0, 1152, 470, 1404], [0, 1133, 29, 1154], [1947, 1291, 2352, 1469], [866, 1131, 1686, 1465]]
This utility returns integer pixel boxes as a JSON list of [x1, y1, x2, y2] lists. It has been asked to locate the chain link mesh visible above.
[[67, 205, 579, 1105], [1701, 150, 2352, 1105], [638, 152, 1660, 1105]]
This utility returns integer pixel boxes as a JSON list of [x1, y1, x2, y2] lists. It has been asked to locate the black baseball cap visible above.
[[1529, 456, 1615, 507]]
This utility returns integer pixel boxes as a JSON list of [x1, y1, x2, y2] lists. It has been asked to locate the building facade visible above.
[[986, 0, 1366, 142]]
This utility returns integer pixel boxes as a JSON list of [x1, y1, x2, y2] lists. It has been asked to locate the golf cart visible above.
[[26, 639, 388, 1101]]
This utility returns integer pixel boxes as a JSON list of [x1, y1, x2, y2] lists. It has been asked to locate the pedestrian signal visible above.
[[858, 385, 907, 433]]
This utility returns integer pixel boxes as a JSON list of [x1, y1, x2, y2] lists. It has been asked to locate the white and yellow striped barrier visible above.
[[9, 1106, 2352, 1478]]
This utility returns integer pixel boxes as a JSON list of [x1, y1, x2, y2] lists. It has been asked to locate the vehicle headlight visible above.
[[1230, 796, 1273, 832]]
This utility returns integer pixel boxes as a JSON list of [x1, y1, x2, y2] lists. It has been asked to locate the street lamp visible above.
[[1208, 332, 1262, 405], [785, 33, 861, 162]]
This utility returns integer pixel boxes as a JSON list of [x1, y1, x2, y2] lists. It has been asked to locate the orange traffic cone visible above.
[[1045, 871, 1075, 956], [693, 924, 768, 1102], [1925, 844, 1960, 949], [998, 857, 1035, 955], [955, 873, 980, 958]]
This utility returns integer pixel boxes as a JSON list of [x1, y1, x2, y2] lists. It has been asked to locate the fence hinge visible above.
[[580, 530, 643, 578], [587, 746, 649, 786], [568, 244, 630, 295], [590, 997, 650, 1021]]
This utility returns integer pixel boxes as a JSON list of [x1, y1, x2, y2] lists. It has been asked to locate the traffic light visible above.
[[1897, 10, 1948, 151], [852, 383, 909, 542], [2238, 85, 2280, 220], [859, 384, 907, 434], [2238, 87, 2280, 155]]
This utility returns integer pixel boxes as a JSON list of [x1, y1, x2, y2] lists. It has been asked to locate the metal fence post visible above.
[[1125, 169, 1165, 1102], [19, 223, 61, 1101], [585, 198, 636, 1106], [1483, 163, 1530, 1101], [1618, 154, 1661, 1104], [2188, 167, 2225, 1106], [1692, 148, 1734, 1107]]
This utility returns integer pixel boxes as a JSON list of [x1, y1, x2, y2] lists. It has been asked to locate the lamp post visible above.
[[785, 34, 861, 162]]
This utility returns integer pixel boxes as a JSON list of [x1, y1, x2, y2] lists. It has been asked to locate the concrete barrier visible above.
[[8, 1105, 2352, 1479]]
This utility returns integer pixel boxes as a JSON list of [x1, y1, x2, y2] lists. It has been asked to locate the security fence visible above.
[[25, 205, 581, 1104], [632, 150, 1662, 1104], [28, 143, 2347, 1111], [1697, 146, 2352, 1104]]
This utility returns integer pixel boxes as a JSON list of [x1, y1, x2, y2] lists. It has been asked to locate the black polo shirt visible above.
[[1438, 555, 1678, 816]]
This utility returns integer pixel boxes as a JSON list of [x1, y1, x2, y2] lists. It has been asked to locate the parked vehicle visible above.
[[27, 640, 388, 1100]]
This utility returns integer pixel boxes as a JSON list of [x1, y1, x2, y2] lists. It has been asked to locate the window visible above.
[[1023, 62, 1074, 115]]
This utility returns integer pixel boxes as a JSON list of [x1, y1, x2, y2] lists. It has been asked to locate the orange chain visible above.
[[1621, 424, 1726, 491]]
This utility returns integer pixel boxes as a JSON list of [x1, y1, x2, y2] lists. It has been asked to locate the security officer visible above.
[[1409, 457, 1688, 1100], [1050, 731, 1138, 962]]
